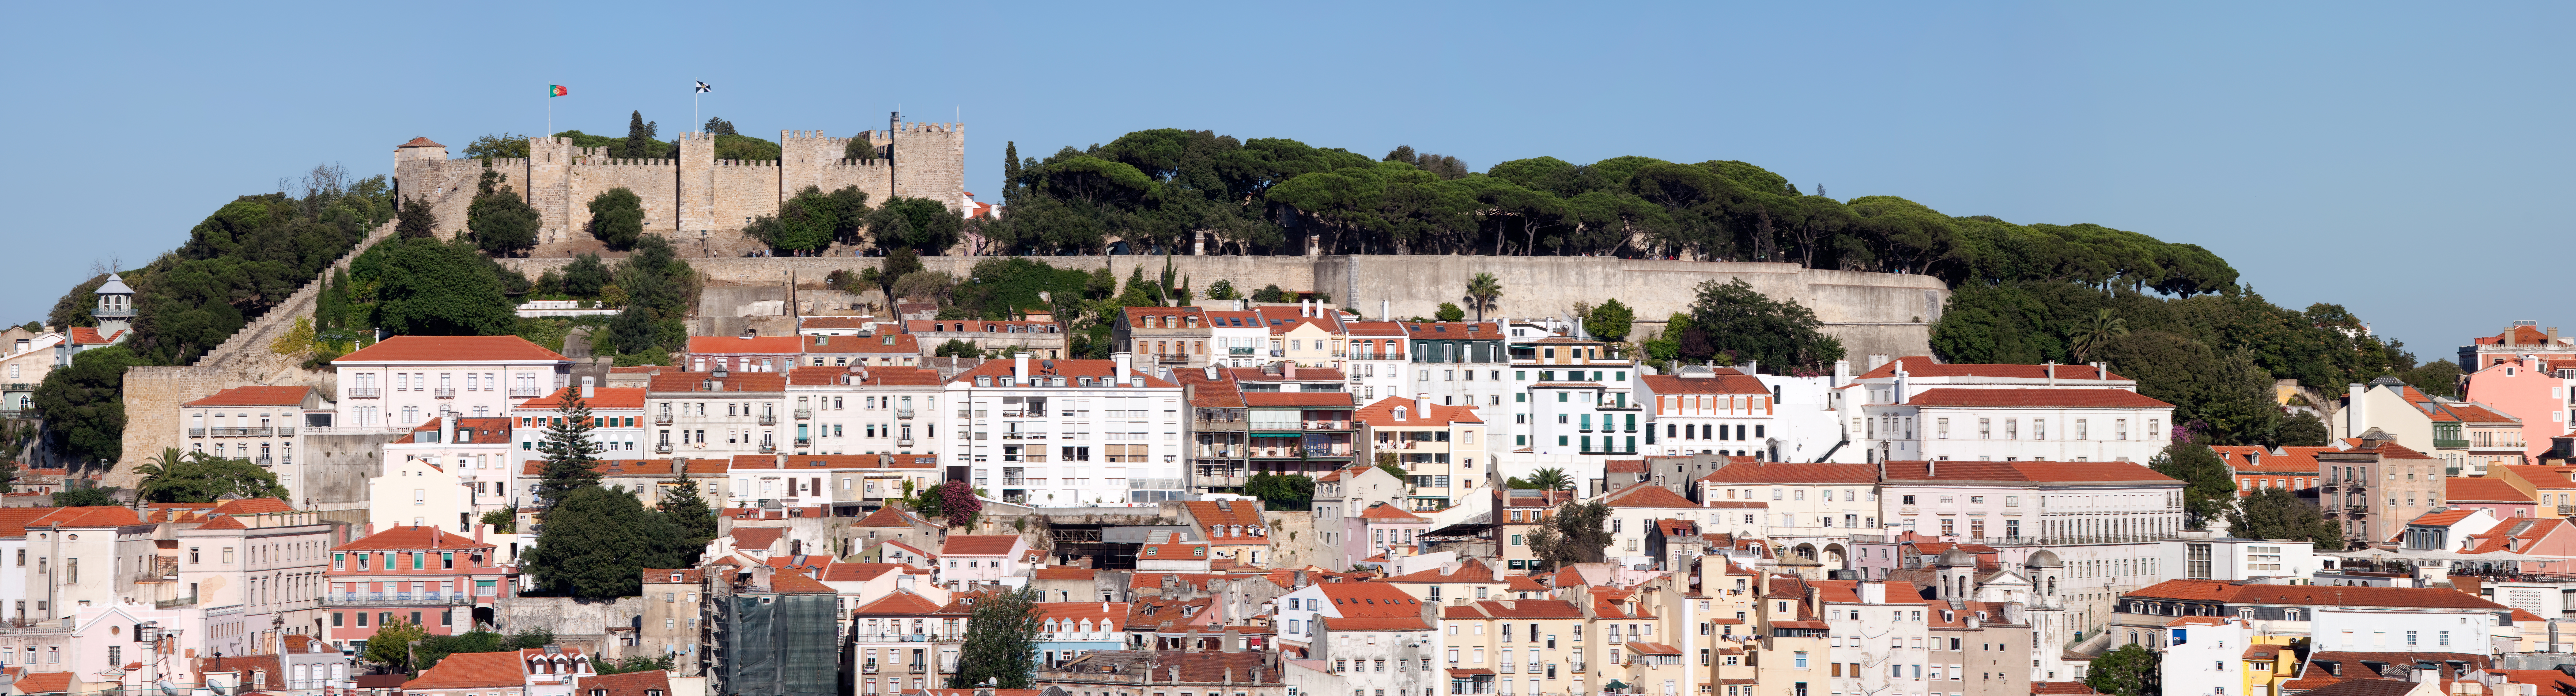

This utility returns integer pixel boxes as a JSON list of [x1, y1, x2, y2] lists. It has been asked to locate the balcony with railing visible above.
[[896, 407, 915, 419], [434, 388, 456, 398], [656, 441, 674, 453], [896, 437, 915, 448], [209, 427, 275, 437], [656, 413, 674, 425], [757, 413, 777, 425], [794, 437, 811, 448], [510, 386, 547, 398], [347, 387, 381, 398], [254, 456, 273, 467], [2434, 438, 2470, 449], [188, 428, 205, 437], [321, 592, 471, 607], [1156, 353, 1191, 365], [1302, 420, 1352, 430], [758, 441, 777, 453], [795, 407, 812, 419]]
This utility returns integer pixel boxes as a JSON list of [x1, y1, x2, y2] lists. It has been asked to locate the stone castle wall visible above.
[[501, 253, 1946, 359], [392, 123, 967, 243]]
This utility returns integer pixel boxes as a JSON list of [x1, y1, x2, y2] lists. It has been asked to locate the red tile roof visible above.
[[0, 508, 58, 538], [575, 669, 670, 696], [1602, 483, 1699, 509], [392, 417, 513, 444], [647, 371, 788, 392], [2444, 403, 2520, 424], [1694, 461, 1880, 485], [2130, 582, 2505, 610], [1854, 357, 2124, 381], [799, 317, 875, 330], [11, 672, 71, 694], [729, 528, 786, 552], [211, 497, 294, 515], [181, 386, 315, 408], [1358, 503, 1424, 521], [1314, 582, 1426, 618], [336, 525, 492, 551], [1905, 388, 2171, 408], [1605, 459, 1646, 474], [1171, 367, 1246, 408], [67, 328, 123, 345], [28, 506, 140, 528], [1034, 567, 1095, 581], [806, 333, 920, 354], [1318, 617, 1431, 631], [404, 650, 528, 689], [948, 358, 1178, 388], [1351, 396, 1482, 425], [2447, 478, 2531, 504], [853, 505, 937, 529], [399, 137, 445, 148], [516, 387, 647, 410], [941, 535, 1022, 556], [1640, 373, 1771, 396], [787, 365, 944, 386], [336, 335, 567, 363], [2030, 682, 2102, 695], [1241, 392, 1355, 408], [687, 335, 804, 354], [1882, 460, 2178, 484]]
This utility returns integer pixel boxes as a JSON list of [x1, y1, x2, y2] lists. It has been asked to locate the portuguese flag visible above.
[[548, 85, 569, 97]]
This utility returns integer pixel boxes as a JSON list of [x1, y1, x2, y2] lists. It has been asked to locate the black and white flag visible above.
[[695, 81, 712, 93]]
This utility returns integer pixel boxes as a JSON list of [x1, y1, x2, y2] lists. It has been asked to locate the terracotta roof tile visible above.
[[1602, 483, 1699, 509], [647, 371, 788, 393], [11, 672, 71, 694], [181, 386, 315, 408], [336, 525, 492, 551], [336, 335, 566, 363], [28, 506, 141, 528], [402, 651, 527, 690], [1358, 503, 1424, 521], [786, 365, 946, 387], [516, 387, 648, 410], [1319, 617, 1431, 631], [210, 497, 295, 515], [1242, 392, 1355, 408], [1883, 460, 2178, 484], [399, 137, 445, 148], [67, 328, 123, 346], [729, 528, 786, 552], [1034, 567, 1095, 581], [1351, 396, 1483, 425], [1905, 388, 2171, 408], [1605, 459, 1646, 474], [1695, 461, 1879, 485], [949, 359, 1178, 388], [575, 669, 670, 696], [1853, 358, 2124, 381], [1315, 583, 1428, 618], [687, 335, 804, 355], [1641, 373, 1771, 395], [941, 535, 1023, 556], [806, 333, 918, 354]]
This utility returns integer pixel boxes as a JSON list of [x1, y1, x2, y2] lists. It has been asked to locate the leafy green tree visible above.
[[2151, 440, 2236, 529], [605, 306, 659, 356], [467, 167, 540, 258], [1375, 453, 1409, 481], [869, 197, 966, 255], [2228, 487, 2345, 550], [2085, 643, 2160, 696], [1587, 298, 1634, 341], [373, 238, 517, 336], [413, 624, 556, 671], [702, 117, 738, 136], [525, 486, 687, 599], [949, 587, 1046, 688], [2278, 411, 2330, 448], [560, 254, 612, 298], [1204, 279, 1239, 300], [1686, 278, 1845, 373], [140, 453, 284, 503], [479, 508, 516, 533], [657, 469, 718, 555], [2402, 360, 2464, 399], [586, 188, 645, 249], [1463, 272, 1503, 322], [1252, 285, 1289, 302], [845, 132, 875, 161], [1523, 500, 1612, 570], [2096, 332, 2278, 445], [2067, 309, 2130, 363], [397, 197, 439, 239], [1246, 474, 1315, 511], [748, 186, 867, 253], [462, 133, 530, 160], [935, 339, 981, 358], [51, 488, 116, 507], [595, 654, 677, 675], [1434, 303, 1466, 322], [531, 394, 605, 510], [363, 617, 428, 673], [31, 345, 145, 465], [614, 235, 698, 321]]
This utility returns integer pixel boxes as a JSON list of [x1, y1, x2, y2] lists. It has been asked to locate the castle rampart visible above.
[[392, 124, 967, 243]]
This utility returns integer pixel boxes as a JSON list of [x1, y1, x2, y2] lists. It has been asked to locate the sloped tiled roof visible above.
[[398, 137, 445, 148], [728, 528, 786, 552], [1852, 358, 2124, 381], [336, 335, 566, 363], [336, 525, 491, 551], [647, 371, 788, 393], [1314, 582, 1428, 618], [1883, 460, 2177, 484], [1906, 388, 2171, 408], [2408, 509, 2483, 527], [1318, 617, 1431, 631], [1602, 483, 1699, 509], [211, 497, 294, 515], [575, 669, 670, 696], [806, 333, 918, 354], [2446, 477, 2531, 504], [1640, 373, 1771, 396], [1351, 396, 1483, 425], [852, 590, 945, 616], [948, 358, 1179, 388], [28, 506, 140, 528], [11, 672, 71, 694], [941, 535, 1022, 556], [787, 365, 944, 386], [687, 335, 804, 354], [517, 387, 648, 410], [403, 651, 527, 689], [1695, 461, 1879, 485], [67, 328, 123, 345], [1358, 503, 1424, 521], [182, 386, 314, 407]]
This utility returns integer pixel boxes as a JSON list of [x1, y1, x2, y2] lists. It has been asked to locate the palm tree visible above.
[[1463, 272, 1503, 322], [1521, 467, 1572, 492], [135, 447, 186, 507], [2067, 308, 2129, 362]]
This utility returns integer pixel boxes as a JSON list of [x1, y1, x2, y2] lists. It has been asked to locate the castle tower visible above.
[[2021, 550, 2063, 609], [93, 274, 135, 336], [525, 136, 575, 245], [677, 132, 718, 235]]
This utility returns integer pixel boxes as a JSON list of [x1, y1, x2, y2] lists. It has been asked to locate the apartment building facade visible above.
[[331, 336, 572, 429], [945, 354, 1188, 506]]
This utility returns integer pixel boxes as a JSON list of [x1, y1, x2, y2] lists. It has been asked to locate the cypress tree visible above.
[[622, 111, 658, 159], [657, 467, 718, 554], [533, 393, 605, 510], [397, 196, 438, 238]]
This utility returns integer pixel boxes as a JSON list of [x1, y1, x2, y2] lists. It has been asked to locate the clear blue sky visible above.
[[4, 2, 2566, 360]]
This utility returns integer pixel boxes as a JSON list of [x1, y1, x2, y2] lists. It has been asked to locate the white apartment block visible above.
[[179, 386, 329, 504], [331, 336, 572, 429], [648, 370, 788, 458], [1833, 358, 2175, 464], [786, 366, 948, 456], [946, 354, 1187, 506]]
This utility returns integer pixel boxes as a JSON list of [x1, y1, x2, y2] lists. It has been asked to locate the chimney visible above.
[[1115, 353, 1134, 382], [1284, 363, 1298, 380], [1832, 359, 1849, 387], [580, 375, 595, 399], [2092, 361, 2105, 380], [2045, 361, 2056, 386], [1381, 299, 1390, 322], [2348, 383, 2366, 437], [1014, 353, 1031, 386], [442, 413, 457, 444]]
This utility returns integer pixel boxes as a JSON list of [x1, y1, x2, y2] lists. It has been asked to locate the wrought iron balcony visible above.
[[896, 437, 914, 448], [896, 407, 915, 419], [511, 387, 548, 398], [347, 387, 380, 398], [757, 414, 777, 425], [656, 442, 674, 453], [656, 414, 674, 425], [759, 442, 777, 453]]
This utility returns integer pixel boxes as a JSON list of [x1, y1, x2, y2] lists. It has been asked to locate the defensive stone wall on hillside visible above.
[[112, 219, 397, 491], [392, 123, 966, 244], [503, 253, 1947, 359]]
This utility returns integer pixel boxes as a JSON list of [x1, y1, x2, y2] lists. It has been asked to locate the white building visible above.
[[649, 370, 788, 458], [179, 386, 329, 504], [945, 354, 1187, 506], [1344, 320, 1409, 403], [1834, 358, 2176, 465], [378, 415, 515, 530], [1639, 367, 1780, 459], [330, 335, 572, 430], [2157, 531, 2326, 582], [2158, 616, 2257, 696], [1207, 309, 1269, 369], [1514, 336, 1643, 458], [2308, 606, 2500, 654], [511, 382, 645, 471], [785, 365, 948, 456], [1691, 460, 1883, 570], [1272, 580, 1427, 656]]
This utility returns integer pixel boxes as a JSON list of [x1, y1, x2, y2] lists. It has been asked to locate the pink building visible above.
[[2448, 477, 2538, 519], [2460, 356, 2566, 459], [936, 535, 1030, 590]]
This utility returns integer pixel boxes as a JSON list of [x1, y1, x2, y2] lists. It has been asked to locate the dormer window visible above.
[[1392, 407, 1407, 421]]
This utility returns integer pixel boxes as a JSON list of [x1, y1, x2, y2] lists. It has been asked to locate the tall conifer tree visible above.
[[533, 392, 604, 510]]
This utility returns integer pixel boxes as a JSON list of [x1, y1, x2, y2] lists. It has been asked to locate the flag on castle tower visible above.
[[548, 85, 569, 97], [695, 81, 712, 93]]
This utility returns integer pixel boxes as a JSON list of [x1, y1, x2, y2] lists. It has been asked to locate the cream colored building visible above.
[[1355, 396, 1490, 511]]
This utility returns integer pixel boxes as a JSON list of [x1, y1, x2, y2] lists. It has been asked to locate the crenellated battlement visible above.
[[393, 121, 964, 242]]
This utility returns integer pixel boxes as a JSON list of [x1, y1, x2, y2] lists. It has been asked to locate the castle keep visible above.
[[392, 123, 966, 241]]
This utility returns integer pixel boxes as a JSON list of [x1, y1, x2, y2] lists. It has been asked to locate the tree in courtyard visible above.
[[1509, 467, 1572, 491], [140, 452, 284, 503], [1523, 500, 1613, 570], [657, 468, 718, 555], [467, 166, 541, 257], [363, 617, 429, 673], [2278, 411, 2330, 447], [397, 197, 439, 238], [2151, 440, 2235, 529], [935, 339, 982, 358], [935, 481, 983, 529], [2227, 487, 2346, 550], [950, 587, 1046, 688], [1587, 298, 1635, 342], [1375, 453, 1409, 482], [1463, 272, 1503, 322], [31, 345, 145, 465], [531, 393, 605, 511], [1245, 474, 1315, 511], [1203, 279, 1240, 300], [525, 486, 687, 599], [586, 188, 645, 249], [51, 488, 116, 507], [1686, 278, 1844, 373], [1434, 303, 1466, 322], [2085, 643, 2160, 696]]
